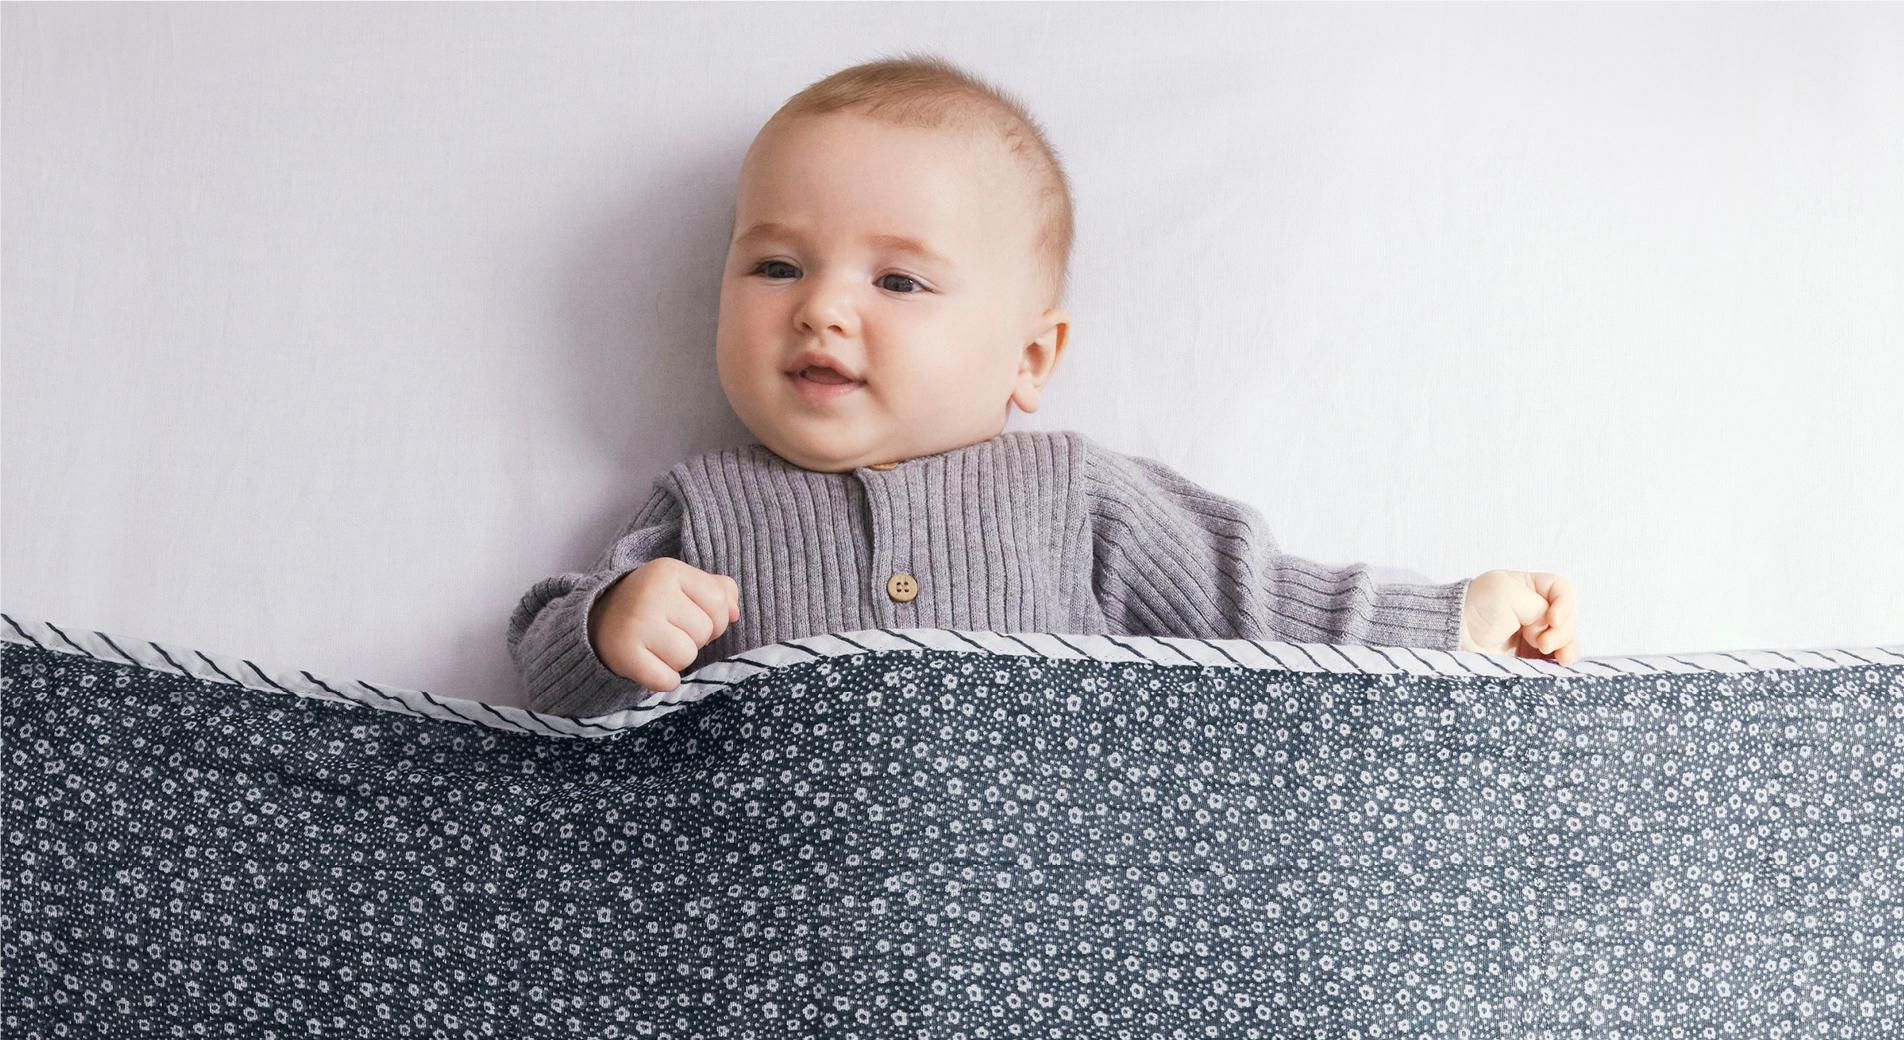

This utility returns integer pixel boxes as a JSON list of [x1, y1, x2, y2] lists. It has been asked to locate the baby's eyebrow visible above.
[[735, 222, 953, 268]]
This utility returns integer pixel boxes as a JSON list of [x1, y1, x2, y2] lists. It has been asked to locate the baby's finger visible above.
[[679, 577, 735, 641], [665, 595, 717, 645], [628, 645, 682, 693], [1535, 573, 1576, 626], [645, 621, 701, 673], [708, 571, 734, 620]]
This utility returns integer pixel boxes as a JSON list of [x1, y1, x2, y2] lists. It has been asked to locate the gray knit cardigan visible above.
[[507, 430, 1469, 717]]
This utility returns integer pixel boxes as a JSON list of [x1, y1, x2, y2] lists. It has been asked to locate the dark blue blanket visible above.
[[3, 615, 1900, 1037]]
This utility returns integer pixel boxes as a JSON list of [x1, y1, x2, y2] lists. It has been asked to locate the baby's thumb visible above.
[[1508, 582, 1555, 639]]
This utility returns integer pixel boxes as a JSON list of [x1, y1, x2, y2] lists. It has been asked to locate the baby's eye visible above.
[[747, 260, 927, 295], [877, 273, 925, 295]]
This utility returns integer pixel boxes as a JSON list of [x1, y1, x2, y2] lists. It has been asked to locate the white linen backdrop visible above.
[[4, 2, 1899, 706]]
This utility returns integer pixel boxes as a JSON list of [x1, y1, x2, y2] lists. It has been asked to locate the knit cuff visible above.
[[524, 566, 654, 718], [1365, 577, 1470, 653]]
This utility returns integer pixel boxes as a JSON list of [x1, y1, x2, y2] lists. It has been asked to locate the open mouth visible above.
[[797, 366, 858, 385], [788, 366, 866, 402]]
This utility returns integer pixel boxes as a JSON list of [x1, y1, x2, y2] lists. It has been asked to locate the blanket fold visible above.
[[3, 614, 1900, 1037]]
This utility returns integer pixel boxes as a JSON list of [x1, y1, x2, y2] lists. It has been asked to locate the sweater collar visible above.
[[749, 431, 1047, 475]]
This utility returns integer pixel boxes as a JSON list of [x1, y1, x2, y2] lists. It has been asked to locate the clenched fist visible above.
[[587, 558, 741, 692], [1456, 569, 1580, 666]]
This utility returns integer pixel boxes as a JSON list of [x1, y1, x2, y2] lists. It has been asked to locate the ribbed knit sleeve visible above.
[[505, 481, 685, 718], [1082, 442, 1469, 651]]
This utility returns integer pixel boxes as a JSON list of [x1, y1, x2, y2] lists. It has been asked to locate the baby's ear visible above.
[[1010, 308, 1069, 413], [1019, 308, 1069, 376]]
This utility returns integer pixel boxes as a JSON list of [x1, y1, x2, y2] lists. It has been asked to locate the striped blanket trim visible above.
[[5, 611, 1900, 740]]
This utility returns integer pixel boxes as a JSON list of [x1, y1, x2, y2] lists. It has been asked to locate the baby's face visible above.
[[716, 111, 1069, 472]]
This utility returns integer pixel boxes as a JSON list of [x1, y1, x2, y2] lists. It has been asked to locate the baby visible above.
[[508, 53, 1581, 718]]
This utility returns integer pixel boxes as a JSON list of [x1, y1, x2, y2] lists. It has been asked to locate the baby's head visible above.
[[715, 54, 1074, 472]]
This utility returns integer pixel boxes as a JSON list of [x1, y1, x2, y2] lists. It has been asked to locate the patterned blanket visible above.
[[3, 614, 1900, 1038]]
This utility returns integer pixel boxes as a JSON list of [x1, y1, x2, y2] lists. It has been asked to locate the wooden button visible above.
[[886, 572, 918, 602], [869, 461, 898, 471]]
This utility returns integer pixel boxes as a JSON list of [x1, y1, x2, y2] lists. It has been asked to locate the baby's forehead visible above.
[[741, 114, 1040, 257], [779, 112, 1026, 192]]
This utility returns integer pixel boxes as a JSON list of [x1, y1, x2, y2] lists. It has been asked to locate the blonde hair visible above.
[[744, 52, 1075, 310]]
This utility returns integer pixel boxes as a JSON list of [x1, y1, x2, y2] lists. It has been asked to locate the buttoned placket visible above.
[[855, 460, 916, 626]]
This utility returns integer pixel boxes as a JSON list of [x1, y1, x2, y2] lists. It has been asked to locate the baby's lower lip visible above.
[[787, 369, 866, 404]]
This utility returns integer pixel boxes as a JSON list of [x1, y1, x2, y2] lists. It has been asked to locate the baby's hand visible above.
[[588, 558, 741, 692], [1456, 569, 1581, 666]]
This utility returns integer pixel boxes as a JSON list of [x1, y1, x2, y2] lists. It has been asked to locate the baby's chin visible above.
[[754, 422, 883, 473]]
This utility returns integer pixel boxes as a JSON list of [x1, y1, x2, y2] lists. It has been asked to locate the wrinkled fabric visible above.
[[4, 625, 1901, 1037]]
